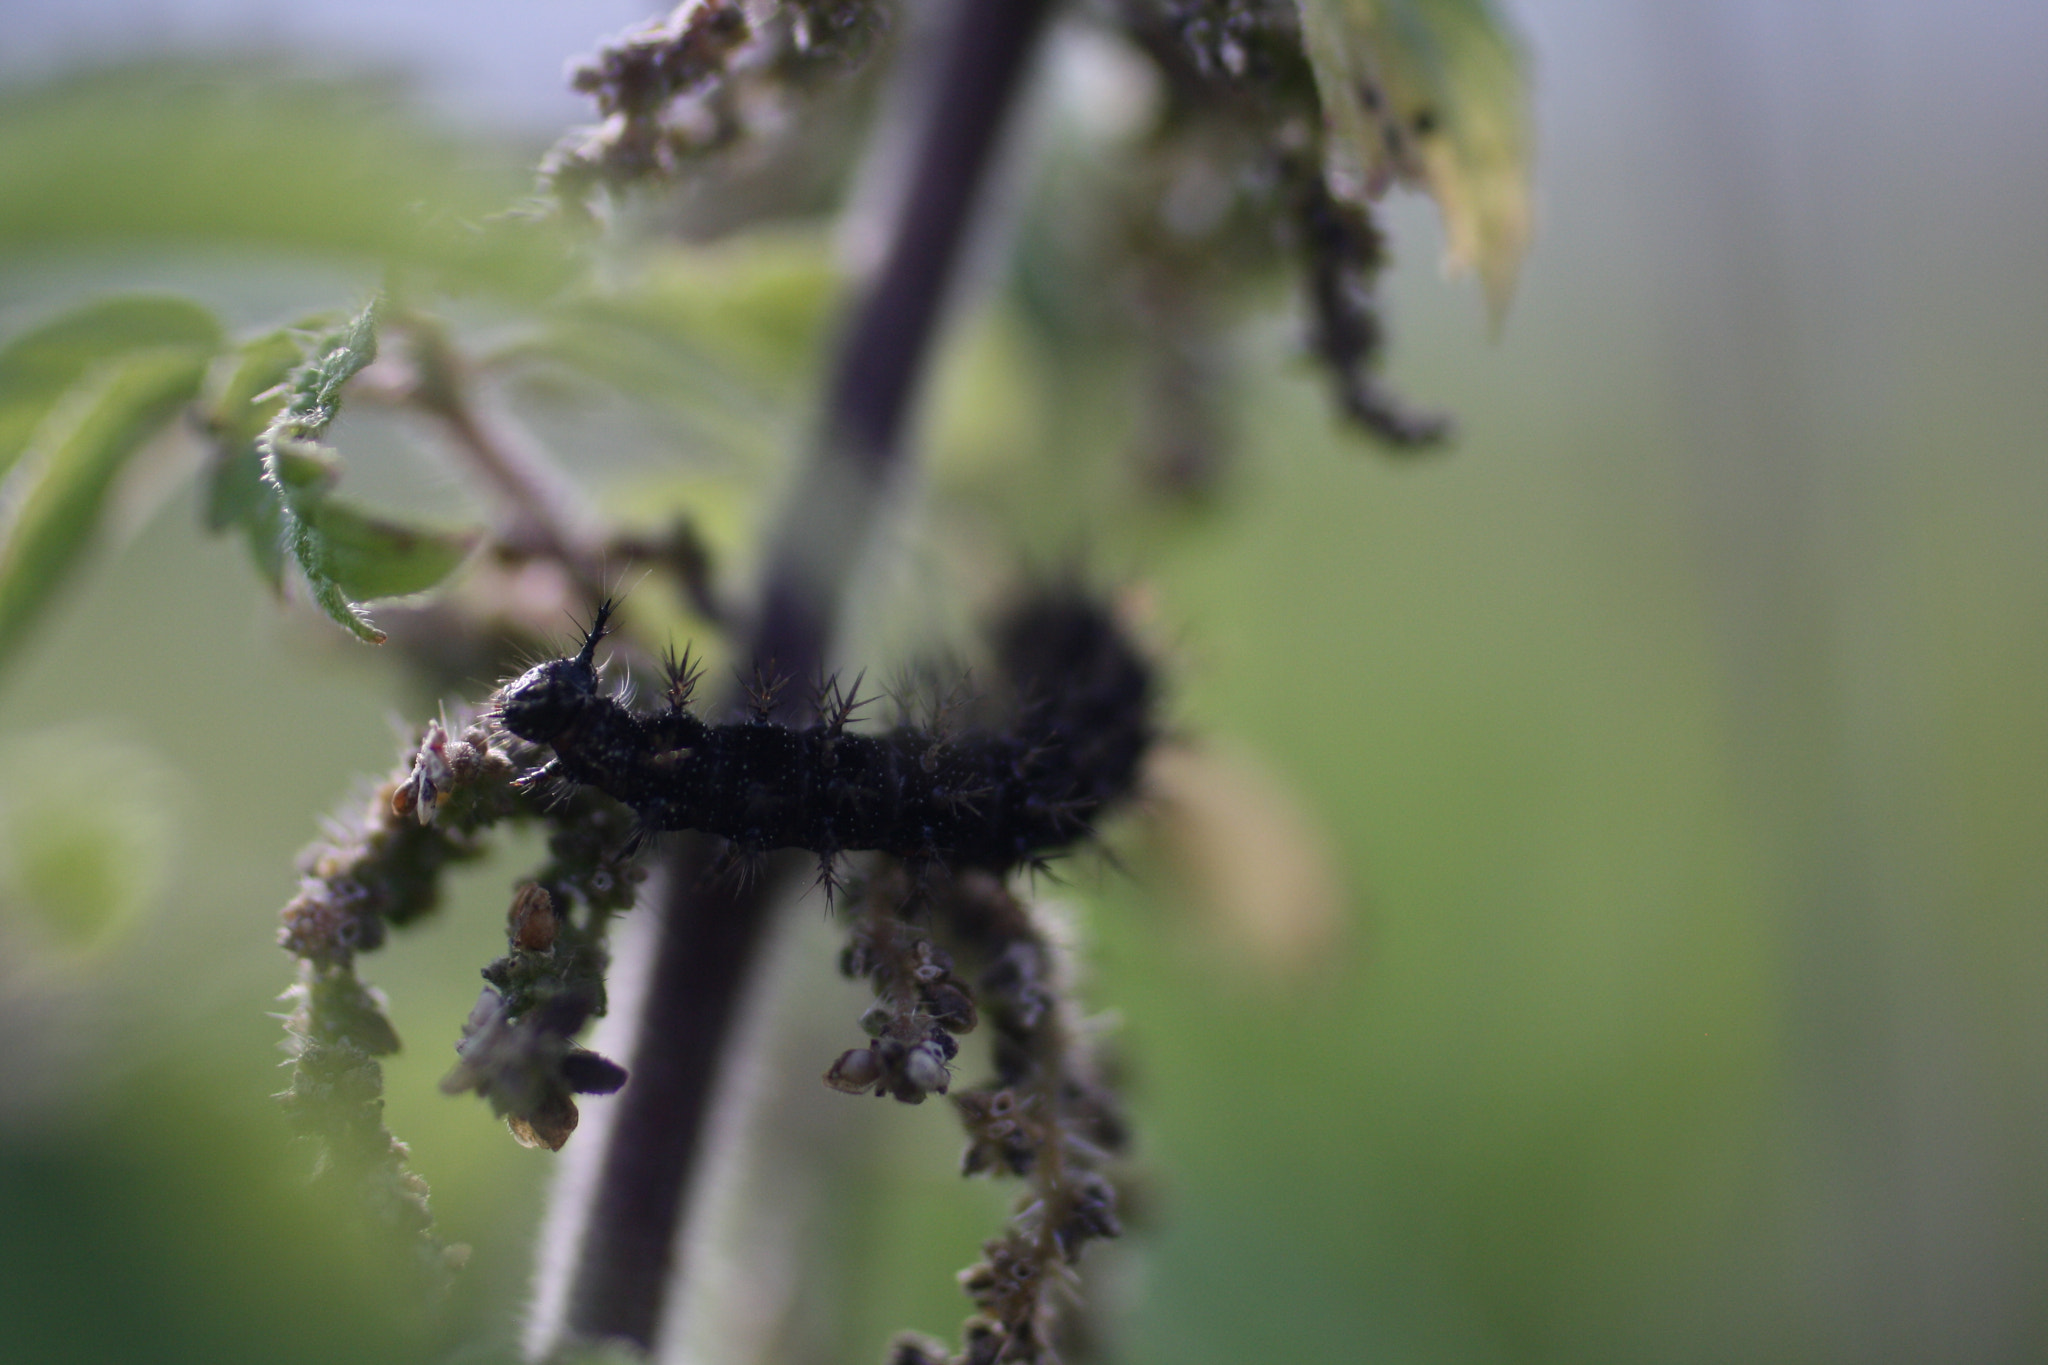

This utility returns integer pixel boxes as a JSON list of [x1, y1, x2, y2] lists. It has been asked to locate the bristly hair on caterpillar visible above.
[[493, 590, 1155, 878]]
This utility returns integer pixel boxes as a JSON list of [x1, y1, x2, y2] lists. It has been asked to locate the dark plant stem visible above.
[[530, 0, 1058, 1353], [752, 0, 1059, 684]]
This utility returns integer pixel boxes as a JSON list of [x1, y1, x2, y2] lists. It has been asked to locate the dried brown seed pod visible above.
[[507, 1091, 580, 1151], [508, 881, 558, 952]]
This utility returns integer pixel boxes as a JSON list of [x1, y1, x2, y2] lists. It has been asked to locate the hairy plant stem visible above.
[[400, 316, 605, 585], [527, 0, 1059, 1353]]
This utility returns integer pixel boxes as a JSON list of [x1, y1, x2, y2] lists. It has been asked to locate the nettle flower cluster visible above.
[[277, 712, 645, 1265], [836, 864, 1130, 1365], [278, 587, 1155, 1357]]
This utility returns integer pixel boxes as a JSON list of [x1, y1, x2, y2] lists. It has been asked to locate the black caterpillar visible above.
[[495, 592, 1153, 875]]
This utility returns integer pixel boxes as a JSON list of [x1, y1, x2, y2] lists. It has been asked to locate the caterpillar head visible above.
[[498, 656, 597, 744], [498, 601, 613, 744]]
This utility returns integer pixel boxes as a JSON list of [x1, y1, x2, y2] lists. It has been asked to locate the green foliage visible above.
[[0, 295, 226, 664], [248, 298, 478, 643], [0, 344, 214, 666], [305, 502, 478, 603], [0, 296, 221, 479], [252, 302, 389, 641], [507, 238, 841, 460], [199, 326, 305, 590], [0, 286, 483, 661], [0, 63, 572, 299]]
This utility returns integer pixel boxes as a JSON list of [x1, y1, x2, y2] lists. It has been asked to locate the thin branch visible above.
[[526, 0, 1060, 1353], [400, 314, 605, 582]]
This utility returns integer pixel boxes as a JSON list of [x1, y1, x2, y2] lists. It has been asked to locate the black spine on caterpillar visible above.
[[495, 593, 1153, 873]]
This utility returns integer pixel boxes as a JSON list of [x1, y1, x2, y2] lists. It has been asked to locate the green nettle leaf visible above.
[[0, 347, 213, 667], [0, 64, 575, 301], [280, 302, 382, 432], [309, 500, 477, 601], [611, 240, 841, 381], [498, 241, 839, 460], [211, 446, 289, 592], [202, 328, 309, 460], [1295, 0, 1533, 322], [255, 299, 477, 642], [200, 329, 309, 591], [258, 299, 389, 642], [0, 295, 222, 479]]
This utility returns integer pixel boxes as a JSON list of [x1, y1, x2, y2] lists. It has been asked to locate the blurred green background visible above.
[[2, 3, 2046, 1363]]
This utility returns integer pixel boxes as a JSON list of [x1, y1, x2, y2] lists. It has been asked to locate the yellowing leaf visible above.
[[1143, 740, 1350, 977], [1295, 0, 1533, 322]]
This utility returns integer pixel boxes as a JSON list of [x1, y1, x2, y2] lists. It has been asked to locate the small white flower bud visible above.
[[903, 1041, 951, 1096], [824, 1047, 882, 1094]]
